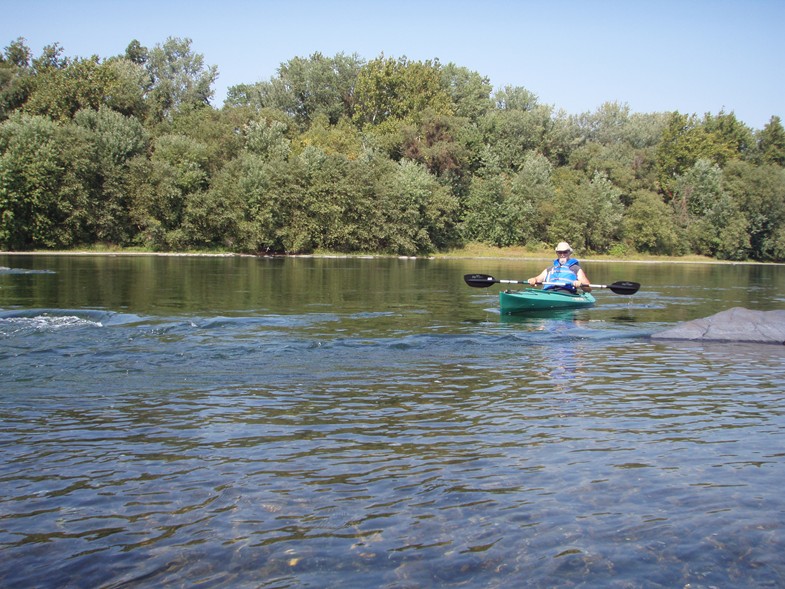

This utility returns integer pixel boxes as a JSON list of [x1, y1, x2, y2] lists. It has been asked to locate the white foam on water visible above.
[[0, 313, 103, 334]]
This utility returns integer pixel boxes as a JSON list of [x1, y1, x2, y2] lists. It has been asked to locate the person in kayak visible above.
[[527, 242, 591, 293]]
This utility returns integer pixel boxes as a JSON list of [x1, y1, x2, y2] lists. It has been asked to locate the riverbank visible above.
[[1, 243, 781, 265], [432, 243, 754, 264]]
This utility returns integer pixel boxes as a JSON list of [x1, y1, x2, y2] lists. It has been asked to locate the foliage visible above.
[[131, 133, 210, 248], [673, 159, 753, 260], [622, 190, 681, 255], [440, 63, 492, 122], [460, 172, 515, 246], [24, 55, 108, 121], [758, 116, 785, 166], [400, 109, 471, 180], [480, 89, 554, 172], [1, 38, 784, 261], [143, 37, 217, 123], [1, 38, 34, 121], [299, 114, 361, 159], [225, 52, 363, 131], [723, 160, 785, 261], [353, 55, 453, 128], [656, 112, 738, 198], [245, 116, 292, 160], [72, 106, 148, 244], [274, 52, 362, 129], [549, 171, 624, 253], [0, 113, 93, 248], [374, 158, 459, 254]]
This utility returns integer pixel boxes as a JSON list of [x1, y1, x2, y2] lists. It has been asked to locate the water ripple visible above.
[[2, 305, 785, 588]]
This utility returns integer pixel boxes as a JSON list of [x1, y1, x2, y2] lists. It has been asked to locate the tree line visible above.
[[1, 37, 784, 260]]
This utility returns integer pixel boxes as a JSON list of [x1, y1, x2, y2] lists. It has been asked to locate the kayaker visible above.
[[527, 242, 592, 293]]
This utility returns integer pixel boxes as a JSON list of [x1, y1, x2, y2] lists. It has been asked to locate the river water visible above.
[[1, 254, 784, 588]]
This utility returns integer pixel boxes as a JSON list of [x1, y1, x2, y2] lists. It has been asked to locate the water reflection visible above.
[[1, 255, 785, 588]]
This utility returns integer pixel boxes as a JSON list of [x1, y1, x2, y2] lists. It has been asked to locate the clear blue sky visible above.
[[4, 0, 783, 129]]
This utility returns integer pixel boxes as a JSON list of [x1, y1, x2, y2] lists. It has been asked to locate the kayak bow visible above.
[[499, 288, 596, 314]]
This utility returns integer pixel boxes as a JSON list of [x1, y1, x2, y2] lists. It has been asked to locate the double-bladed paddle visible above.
[[463, 273, 640, 295]]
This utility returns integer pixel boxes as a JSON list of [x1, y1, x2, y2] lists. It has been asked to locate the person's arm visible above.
[[528, 269, 548, 286], [575, 268, 591, 292]]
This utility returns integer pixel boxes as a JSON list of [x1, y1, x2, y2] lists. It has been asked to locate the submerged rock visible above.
[[652, 307, 785, 345]]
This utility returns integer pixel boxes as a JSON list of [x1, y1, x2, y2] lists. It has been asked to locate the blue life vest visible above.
[[544, 258, 580, 292]]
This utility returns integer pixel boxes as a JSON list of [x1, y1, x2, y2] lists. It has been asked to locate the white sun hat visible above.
[[555, 242, 572, 252]]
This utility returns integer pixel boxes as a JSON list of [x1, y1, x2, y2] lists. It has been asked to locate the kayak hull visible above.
[[499, 288, 596, 314]]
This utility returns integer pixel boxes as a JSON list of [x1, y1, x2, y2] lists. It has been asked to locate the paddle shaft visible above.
[[549, 281, 640, 294], [463, 274, 640, 295]]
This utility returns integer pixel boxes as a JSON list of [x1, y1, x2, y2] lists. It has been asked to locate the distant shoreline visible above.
[[1, 248, 781, 266]]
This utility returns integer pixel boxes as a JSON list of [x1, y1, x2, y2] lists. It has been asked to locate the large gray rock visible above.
[[652, 307, 785, 345]]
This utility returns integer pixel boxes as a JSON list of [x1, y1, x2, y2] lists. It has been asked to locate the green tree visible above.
[[494, 85, 539, 111], [549, 171, 623, 253], [202, 153, 298, 253], [673, 159, 751, 259], [292, 147, 353, 252], [622, 189, 680, 255], [656, 111, 736, 198], [461, 172, 514, 246], [73, 106, 148, 244], [712, 203, 750, 260], [460, 158, 542, 248], [724, 159, 785, 260], [144, 37, 217, 122], [353, 55, 453, 128], [23, 50, 147, 121], [565, 104, 666, 201], [569, 141, 640, 204], [131, 133, 210, 248], [224, 82, 262, 109], [672, 158, 724, 254], [674, 158, 723, 219], [511, 151, 555, 241], [274, 52, 362, 128], [375, 158, 459, 254], [24, 54, 97, 120], [124, 39, 148, 65], [573, 101, 632, 145], [480, 87, 555, 172], [539, 110, 580, 167], [440, 63, 492, 122], [702, 110, 754, 159], [2, 38, 32, 68], [757, 115, 785, 167], [31, 42, 68, 71], [625, 112, 670, 149], [168, 105, 245, 175], [463, 150, 555, 247], [245, 116, 292, 160], [180, 160, 257, 252], [0, 113, 93, 248], [299, 113, 362, 159], [0, 38, 34, 120], [99, 57, 148, 118], [224, 52, 362, 128]]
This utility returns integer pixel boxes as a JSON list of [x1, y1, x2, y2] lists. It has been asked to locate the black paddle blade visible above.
[[464, 273, 497, 288], [607, 281, 640, 295]]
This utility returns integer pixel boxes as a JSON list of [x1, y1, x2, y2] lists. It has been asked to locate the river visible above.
[[1, 254, 784, 588]]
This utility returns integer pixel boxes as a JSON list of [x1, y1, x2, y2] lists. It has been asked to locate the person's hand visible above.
[[573, 280, 581, 288], [528, 278, 537, 286]]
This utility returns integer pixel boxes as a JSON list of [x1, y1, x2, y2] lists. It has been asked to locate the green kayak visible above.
[[499, 288, 596, 314]]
